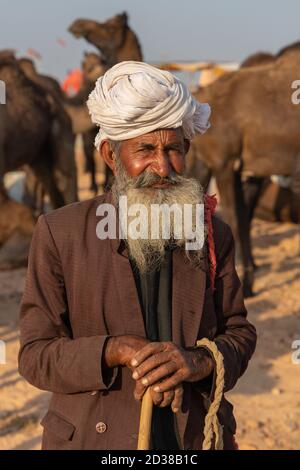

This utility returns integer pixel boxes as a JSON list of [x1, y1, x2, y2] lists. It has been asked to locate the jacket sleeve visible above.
[[212, 222, 257, 393], [18, 214, 118, 394]]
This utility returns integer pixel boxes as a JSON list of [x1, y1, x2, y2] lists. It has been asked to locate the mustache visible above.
[[130, 171, 184, 188]]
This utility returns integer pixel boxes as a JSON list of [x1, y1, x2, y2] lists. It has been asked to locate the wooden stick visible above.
[[137, 388, 153, 450]]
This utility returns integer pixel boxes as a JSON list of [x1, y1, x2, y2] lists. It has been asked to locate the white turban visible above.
[[87, 61, 211, 150]]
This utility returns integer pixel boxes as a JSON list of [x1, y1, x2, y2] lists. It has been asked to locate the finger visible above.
[[132, 352, 170, 379], [138, 361, 178, 387], [152, 371, 184, 393], [158, 390, 175, 408], [132, 352, 171, 380], [130, 342, 165, 367], [133, 379, 147, 401], [171, 385, 184, 413], [150, 387, 163, 406]]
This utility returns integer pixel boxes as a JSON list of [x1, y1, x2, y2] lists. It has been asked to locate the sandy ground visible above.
[[0, 162, 300, 450]]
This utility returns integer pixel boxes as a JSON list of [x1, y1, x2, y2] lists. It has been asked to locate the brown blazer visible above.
[[18, 191, 256, 450]]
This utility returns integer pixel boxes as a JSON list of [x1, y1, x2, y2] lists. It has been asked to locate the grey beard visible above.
[[111, 156, 207, 273]]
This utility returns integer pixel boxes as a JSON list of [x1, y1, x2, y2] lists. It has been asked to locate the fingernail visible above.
[[131, 359, 138, 367], [173, 408, 178, 413], [142, 378, 148, 385], [153, 386, 160, 392], [132, 371, 138, 379]]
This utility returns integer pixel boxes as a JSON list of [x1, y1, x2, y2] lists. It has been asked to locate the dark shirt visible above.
[[130, 249, 180, 450]]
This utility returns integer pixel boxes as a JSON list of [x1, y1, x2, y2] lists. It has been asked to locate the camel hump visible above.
[[0, 49, 16, 64]]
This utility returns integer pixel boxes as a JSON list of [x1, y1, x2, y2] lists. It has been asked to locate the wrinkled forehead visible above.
[[123, 127, 185, 145]]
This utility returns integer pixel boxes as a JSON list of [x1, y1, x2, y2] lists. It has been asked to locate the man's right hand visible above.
[[103, 335, 183, 413], [104, 335, 149, 368]]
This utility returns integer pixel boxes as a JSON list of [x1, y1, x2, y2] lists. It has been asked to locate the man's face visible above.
[[102, 128, 190, 188], [102, 128, 203, 273]]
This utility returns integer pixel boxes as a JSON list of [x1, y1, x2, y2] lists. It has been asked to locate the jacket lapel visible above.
[[172, 249, 207, 348], [106, 189, 146, 338], [110, 242, 146, 338], [111, 247, 207, 343], [172, 249, 207, 449]]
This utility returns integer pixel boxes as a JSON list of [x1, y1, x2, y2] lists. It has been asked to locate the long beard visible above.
[[111, 157, 207, 273]]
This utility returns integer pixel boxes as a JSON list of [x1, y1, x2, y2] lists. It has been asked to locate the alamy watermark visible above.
[[95, 196, 205, 250], [291, 80, 300, 104], [0, 340, 6, 364], [0, 80, 5, 104], [292, 339, 300, 365]]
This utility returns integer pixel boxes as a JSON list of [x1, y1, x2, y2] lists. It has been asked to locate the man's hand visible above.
[[130, 341, 214, 393], [104, 335, 149, 368], [103, 335, 184, 411], [140, 382, 184, 413]]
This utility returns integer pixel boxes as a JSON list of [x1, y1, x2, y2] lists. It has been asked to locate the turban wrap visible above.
[[87, 61, 211, 150]]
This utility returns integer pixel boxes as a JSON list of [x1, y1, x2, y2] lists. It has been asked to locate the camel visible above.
[[240, 43, 300, 231], [68, 12, 144, 190], [66, 52, 108, 192], [252, 177, 300, 224], [18, 54, 104, 195], [18, 57, 63, 101], [68, 12, 143, 66], [190, 47, 300, 296], [238, 43, 300, 265], [240, 51, 274, 68], [0, 198, 35, 270], [0, 50, 78, 210], [18, 55, 94, 134], [0, 50, 78, 267], [240, 40, 300, 69], [82, 51, 107, 84]]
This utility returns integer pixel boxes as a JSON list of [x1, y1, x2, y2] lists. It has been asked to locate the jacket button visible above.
[[96, 422, 107, 434]]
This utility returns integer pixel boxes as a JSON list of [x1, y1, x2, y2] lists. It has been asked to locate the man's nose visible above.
[[151, 151, 171, 178]]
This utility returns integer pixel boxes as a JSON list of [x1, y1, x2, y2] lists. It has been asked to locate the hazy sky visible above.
[[1, 0, 300, 81]]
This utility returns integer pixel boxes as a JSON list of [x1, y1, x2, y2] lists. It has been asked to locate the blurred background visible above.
[[0, 0, 300, 450]]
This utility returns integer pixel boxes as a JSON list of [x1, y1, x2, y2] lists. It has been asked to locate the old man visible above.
[[18, 61, 256, 450]]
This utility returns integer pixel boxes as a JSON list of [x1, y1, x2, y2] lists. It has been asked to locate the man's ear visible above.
[[100, 140, 116, 175], [184, 139, 190, 154]]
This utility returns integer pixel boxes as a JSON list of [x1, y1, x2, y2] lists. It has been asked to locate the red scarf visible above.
[[204, 193, 218, 291]]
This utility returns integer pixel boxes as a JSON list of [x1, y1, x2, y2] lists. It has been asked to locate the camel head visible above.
[[0, 50, 23, 83], [68, 18, 96, 38], [81, 52, 107, 82], [0, 49, 17, 66], [18, 58, 37, 77], [68, 12, 129, 60]]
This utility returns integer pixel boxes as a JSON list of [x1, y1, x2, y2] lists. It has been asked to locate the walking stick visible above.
[[137, 339, 225, 450], [137, 387, 153, 450]]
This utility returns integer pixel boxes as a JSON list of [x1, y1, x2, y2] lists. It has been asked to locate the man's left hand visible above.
[[130, 341, 214, 394]]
